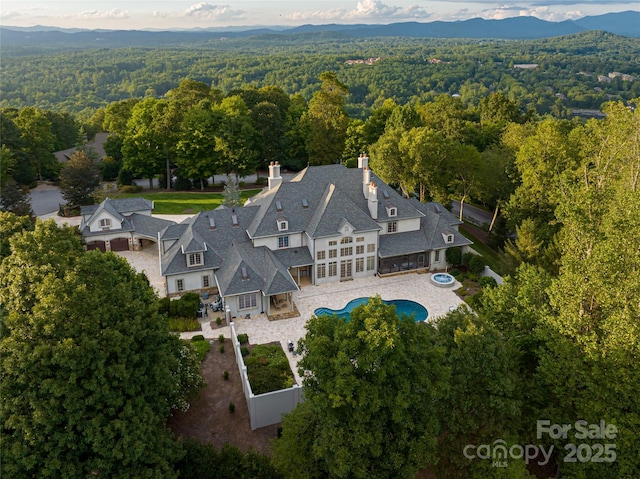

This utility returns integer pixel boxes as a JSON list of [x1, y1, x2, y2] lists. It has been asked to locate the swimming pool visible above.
[[314, 297, 428, 322]]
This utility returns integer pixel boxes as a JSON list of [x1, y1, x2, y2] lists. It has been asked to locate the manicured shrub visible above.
[[462, 252, 475, 266], [119, 184, 143, 194], [479, 276, 498, 289], [117, 168, 134, 187], [237, 333, 249, 344], [223, 370, 229, 380], [241, 347, 250, 357], [167, 294, 201, 318], [468, 254, 486, 274], [190, 338, 211, 361], [445, 247, 463, 266], [191, 334, 205, 342], [215, 317, 222, 325], [449, 268, 461, 278], [219, 344, 225, 354], [218, 334, 225, 343], [173, 174, 192, 191], [168, 318, 201, 332], [157, 297, 171, 315], [245, 344, 293, 394]]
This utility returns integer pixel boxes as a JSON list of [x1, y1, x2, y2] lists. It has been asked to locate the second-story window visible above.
[[387, 221, 398, 233], [188, 252, 203, 266], [278, 236, 289, 248]]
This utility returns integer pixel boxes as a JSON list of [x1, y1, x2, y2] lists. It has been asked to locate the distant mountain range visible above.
[[1, 11, 638, 50]]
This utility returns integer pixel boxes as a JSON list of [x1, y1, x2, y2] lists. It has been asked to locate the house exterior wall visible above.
[[312, 230, 379, 285], [252, 232, 304, 250], [431, 249, 447, 271], [226, 290, 263, 318], [87, 210, 121, 233], [378, 217, 420, 235], [166, 269, 214, 295]]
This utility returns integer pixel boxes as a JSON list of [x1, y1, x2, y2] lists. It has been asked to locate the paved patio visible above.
[[231, 272, 464, 385]]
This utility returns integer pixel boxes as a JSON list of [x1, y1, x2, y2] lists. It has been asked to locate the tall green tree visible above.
[[59, 150, 102, 206], [432, 309, 531, 479], [538, 100, 640, 479], [369, 103, 422, 198], [122, 98, 166, 188], [176, 99, 223, 189], [304, 72, 350, 165], [272, 296, 446, 479], [212, 95, 259, 177], [13, 106, 58, 181], [283, 94, 309, 170], [0, 146, 32, 216], [0, 211, 33, 262], [0, 223, 202, 478]]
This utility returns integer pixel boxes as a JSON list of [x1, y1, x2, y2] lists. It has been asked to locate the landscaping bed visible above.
[[167, 338, 279, 455]]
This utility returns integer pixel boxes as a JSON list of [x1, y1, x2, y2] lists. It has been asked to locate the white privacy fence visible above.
[[229, 321, 304, 430]]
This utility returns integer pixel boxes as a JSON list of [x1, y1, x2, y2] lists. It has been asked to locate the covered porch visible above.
[[378, 252, 428, 275]]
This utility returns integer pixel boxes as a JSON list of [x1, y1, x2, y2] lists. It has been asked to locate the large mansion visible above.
[[80, 156, 471, 318]]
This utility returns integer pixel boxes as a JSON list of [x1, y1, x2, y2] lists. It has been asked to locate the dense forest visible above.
[[1, 31, 640, 119], [1, 27, 639, 478]]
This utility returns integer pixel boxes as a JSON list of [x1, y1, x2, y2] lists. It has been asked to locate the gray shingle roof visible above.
[[160, 207, 260, 276], [80, 197, 153, 217], [128, 214, 176, 239], [216, 241, 298, 297], [411, 200, 472, 250], [246, 164, 420, 240]]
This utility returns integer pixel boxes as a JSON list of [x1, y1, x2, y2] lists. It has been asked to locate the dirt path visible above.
[[167, 339, 279, 455]]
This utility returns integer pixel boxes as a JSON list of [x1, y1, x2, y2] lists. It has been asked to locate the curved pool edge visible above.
[[314, 297, 428, 322]]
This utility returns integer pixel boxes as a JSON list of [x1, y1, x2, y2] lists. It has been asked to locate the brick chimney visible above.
[[368, 181, 378, 219], [363, 166, 371, 199], [268, 161, 282, 190]]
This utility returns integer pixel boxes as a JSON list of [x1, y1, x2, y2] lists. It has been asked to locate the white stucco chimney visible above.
[[358, 153, 369, 169], [363, 166, 371, 199], [268, 161, 282, 190], [368, 181, 378, 219]]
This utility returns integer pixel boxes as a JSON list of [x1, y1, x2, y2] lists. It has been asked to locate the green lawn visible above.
[[110, 190, 262, 215], [459, 227, 512, 277]]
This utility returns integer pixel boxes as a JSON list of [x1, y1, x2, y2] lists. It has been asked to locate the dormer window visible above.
[[442, 232, 454, 244], [99, 218, 112, 229], [188, 252, 203, 267], [277, 219, 288, 231], [386, 206, 397, 217]]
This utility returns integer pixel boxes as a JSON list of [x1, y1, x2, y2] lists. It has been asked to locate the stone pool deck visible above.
[[231, 271, 464, 385]]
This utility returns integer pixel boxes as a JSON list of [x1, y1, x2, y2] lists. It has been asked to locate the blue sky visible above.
[[2, 0, 638, 29]]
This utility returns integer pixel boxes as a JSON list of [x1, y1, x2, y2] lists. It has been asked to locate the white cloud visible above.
[[78, 9, 129, 21], [287, 0, 430, 23], [183, 3, 245, 21]]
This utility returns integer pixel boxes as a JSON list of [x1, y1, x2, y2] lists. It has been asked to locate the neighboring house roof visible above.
[[54, 132, 109, 163]]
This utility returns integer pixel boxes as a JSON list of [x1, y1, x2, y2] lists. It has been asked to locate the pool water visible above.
[[314, 297, 428, 322]]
